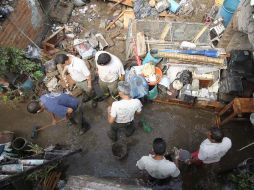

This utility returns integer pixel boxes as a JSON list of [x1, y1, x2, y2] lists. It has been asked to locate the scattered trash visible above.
[[0, 5, 14, 21], [73, 0, 88, 7], [25, 45, 41, 60], [73, 39, 96, 59], [19, 160, 45, 166], [1, 164, 24, 173], [95, 33, 109, 50]]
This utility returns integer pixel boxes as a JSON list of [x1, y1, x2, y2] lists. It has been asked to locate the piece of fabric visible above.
[[198, 137, 232, 164], [67, 55, 90, 82], [136, 154, 180, 179], [76, 80, 92, 95], [99, 78, 118, 96], [110, 99, 142, 123], [95, 51, 125, 83], [40, 93, 79, 118], [191, 150, 203, 166]]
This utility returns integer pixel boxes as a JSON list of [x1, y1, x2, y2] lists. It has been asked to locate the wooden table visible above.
[[216, 98, 254, 126]]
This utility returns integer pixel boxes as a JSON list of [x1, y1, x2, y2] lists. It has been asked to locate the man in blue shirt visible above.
[[27, 93, 90, 133]]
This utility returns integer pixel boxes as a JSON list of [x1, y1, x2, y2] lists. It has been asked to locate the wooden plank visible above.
[[153, 98, 224, 112], [136, 32, 146, 57], [160, 24, 170, 41], [123, 10, 135, 29], [106, 11, 126, 30], [108, 0, 133, 7]]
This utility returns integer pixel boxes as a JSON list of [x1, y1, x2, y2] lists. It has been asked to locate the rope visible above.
[[7, 17, 40, 49]]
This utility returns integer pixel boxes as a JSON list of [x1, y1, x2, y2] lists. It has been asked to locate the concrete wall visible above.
[[0, 0, 46, 48]]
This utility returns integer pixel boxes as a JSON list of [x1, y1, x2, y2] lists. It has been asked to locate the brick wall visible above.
[[0, 0, 46, 48]]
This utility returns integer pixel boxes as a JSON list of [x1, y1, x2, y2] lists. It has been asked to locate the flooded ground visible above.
[[1, 100, 254, 189], [1, 0, 254, 189]]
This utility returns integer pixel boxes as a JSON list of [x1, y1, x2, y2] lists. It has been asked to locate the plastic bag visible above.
[[25, 45, 41, 60], [125, 68, 148, 98]]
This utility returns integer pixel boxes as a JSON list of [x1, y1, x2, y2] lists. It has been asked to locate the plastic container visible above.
[[178, 149, 191, 162], [142, 51, 162, 65], [217, 0, 240, 27], [1, 164, 23, 173], [12, 137, 28, 151], [148, 85, 158, 100], [147, 67, 163, 86], [168, 0, 180, 13], [19, 160, 45, 166]]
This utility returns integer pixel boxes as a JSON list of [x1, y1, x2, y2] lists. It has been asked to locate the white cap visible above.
[[73, 39, 84, 46]]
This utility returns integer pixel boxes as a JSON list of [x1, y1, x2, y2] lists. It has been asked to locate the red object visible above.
[[132, 38, 141, 66], [191, 150, 203, 166]]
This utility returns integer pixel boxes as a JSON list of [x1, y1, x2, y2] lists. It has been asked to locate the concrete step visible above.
[[65, 175, 151, 190]]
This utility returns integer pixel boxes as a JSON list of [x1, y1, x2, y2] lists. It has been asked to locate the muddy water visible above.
[[1, 99, 254, 189]]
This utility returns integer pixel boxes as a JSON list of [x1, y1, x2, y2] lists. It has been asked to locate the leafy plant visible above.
[[27, 144, 44, 155], [0, 47, 41, 76], [26, 163, 59, 182], [228, 171, 254, 190]]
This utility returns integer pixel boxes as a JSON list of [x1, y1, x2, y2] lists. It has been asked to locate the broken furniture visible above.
[[216, 98, 254, 126], [42, 27, 66, 55]]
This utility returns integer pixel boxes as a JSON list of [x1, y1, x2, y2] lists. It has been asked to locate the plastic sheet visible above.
[[125, 69, 149, 99]]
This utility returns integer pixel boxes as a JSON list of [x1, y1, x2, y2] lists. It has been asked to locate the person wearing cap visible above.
[[54, 53, 94, 101], [107, 81, 142, 141], [136, 138, 180, 186], [95, 51, 125, 98]]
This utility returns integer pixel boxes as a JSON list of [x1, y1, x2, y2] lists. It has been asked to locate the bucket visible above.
[[217, 0, 240, 27], [237, 158, 254, 173], [13, 74, 33, 91], [178, 149, 191, 162], [142, 51, 162, 65], [12, 137, 28, 151], [146, 67, 163, 86], [168, 0, 180, 13], [148, 85, 158, 100]]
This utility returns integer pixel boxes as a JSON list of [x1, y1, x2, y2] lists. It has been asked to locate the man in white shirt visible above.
[[189, 127, 232, 165], [55, 54, 94, 101], [136, 138, 180, 186], [107, 81, 142, 141], [95, 51, 125, 97]]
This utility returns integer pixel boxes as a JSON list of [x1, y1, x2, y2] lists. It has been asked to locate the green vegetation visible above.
[[0, 47, 41, 76], [228, 171, 254, 190]]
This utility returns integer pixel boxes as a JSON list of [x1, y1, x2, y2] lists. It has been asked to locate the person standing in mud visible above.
[[54, 53, 95, 102], [136, 138, 181, 187], [107, 81, 142, 141], [27, 93, 90, 134], [95, 51, 125, 99], [188, 127, 232, 165]]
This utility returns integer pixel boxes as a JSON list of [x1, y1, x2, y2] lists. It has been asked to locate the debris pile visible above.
[[0, 0, 14, 22]]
